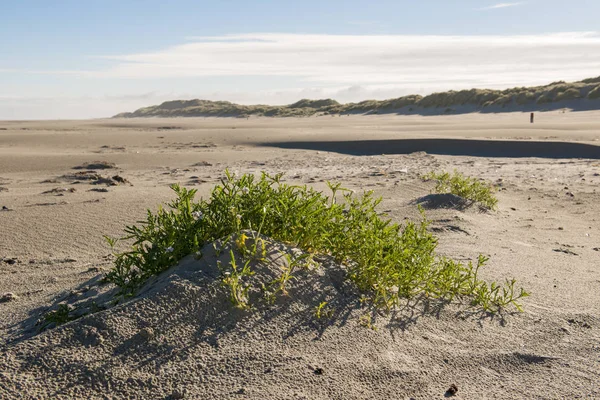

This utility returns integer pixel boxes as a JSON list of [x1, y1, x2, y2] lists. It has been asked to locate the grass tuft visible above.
[[105, 171, 525, 315], [422, 170, 499, 210]]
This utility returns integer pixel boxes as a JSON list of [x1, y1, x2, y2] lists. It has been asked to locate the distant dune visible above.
[[113, 77, 600, 118]]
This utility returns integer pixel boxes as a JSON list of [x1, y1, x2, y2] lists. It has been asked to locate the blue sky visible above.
[[1, 0, 600, 119]]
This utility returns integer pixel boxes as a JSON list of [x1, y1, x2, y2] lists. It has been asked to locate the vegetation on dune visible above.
[[580, 76, 600, 84], [554, 87, 582, 101], [39, 304, 77, 330], [105, 171, 526, 316], [113, 77, 600, 118], [288, 98, 340, 109], [588, 86, 600, 100], [422, 170, 499, 210]]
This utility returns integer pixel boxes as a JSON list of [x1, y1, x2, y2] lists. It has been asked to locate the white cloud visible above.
[[480, 2, 524, 10], [86, 32, 600, 88]]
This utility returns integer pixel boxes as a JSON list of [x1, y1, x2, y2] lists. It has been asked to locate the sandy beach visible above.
[[1, 112, 599, 399]]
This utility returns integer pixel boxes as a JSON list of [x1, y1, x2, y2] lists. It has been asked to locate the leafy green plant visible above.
[[218, 249, 254, 310], [359, 314, 378, 331], [105, 185, 204, 293], [39, 304, 75, 330], [467, 255, 528, 312], [105, 170, 526, 315], [314, 301, 334, 320], [268, 252, 308, 297], [422, 170, 499, 210]]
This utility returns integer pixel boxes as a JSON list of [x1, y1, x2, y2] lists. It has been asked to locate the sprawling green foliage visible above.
[[106, 171, 526, 313], [39, 304, 76, 330], [423, 170, 499, 210]]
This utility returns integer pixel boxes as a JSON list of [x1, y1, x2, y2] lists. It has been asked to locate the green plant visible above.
[[588, 85, 600, 100], [106, 171, 526, 315], [219, 249, 254, 310], [40, 304, 75, 329], [467, 255, 528, 312], [359, 314, 378, 331], [269, 252, 308, 297], [105, 185, 204, 293], [314, 301, 334, 320], [422, 170, 499, 209]]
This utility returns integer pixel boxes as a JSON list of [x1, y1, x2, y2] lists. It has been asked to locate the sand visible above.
[[0, 112, 599, 399]]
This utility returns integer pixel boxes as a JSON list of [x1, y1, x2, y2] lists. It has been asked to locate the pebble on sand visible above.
[[0, 293, 18, 303]]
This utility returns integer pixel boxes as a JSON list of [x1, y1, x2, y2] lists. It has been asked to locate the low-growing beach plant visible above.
[[314, 301, 334, 320], [359, 314, 378, 331], [218, 249, 253, 310], [105, 170, 526, 315], [314, 302, 328, 319], [270, 253, 298, 296], [422, 170, 499, 209], [39, 304, 75, 330]]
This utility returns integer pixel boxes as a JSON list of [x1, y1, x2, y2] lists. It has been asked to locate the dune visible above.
[[113, 76, 600, 119]]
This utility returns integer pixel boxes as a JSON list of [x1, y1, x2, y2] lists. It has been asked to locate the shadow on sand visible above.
[[261, 138, 600, 159]]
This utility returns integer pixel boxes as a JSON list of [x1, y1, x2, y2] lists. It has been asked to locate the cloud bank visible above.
[[90, 32, 600, 88]]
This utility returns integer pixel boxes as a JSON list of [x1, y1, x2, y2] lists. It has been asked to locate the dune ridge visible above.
[[113, 77, 600, 118]]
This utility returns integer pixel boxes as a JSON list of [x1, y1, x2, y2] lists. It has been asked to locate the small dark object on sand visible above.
[[61, 171, 102, 181], [0, 292, 18, 303], [73, 161, 116, 170], [313, 367, 324, 375], [1, 205, 12, 211], [445, 383, 459, 396], [93, 177, 117, 186], [42, 187, 76, 195], [553, 248, 578, 256], [112, 175, 129, 184], [170, 389, 186, 399]]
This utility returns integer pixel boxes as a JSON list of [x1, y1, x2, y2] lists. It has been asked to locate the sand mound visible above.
[[414, 193, 473, 211], [3, 229, 596, 399], [0, 232, 367, 399], [4, 233, 595, 399]]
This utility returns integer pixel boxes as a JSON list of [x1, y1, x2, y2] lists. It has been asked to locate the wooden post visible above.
[[530, 112, 534, 123]]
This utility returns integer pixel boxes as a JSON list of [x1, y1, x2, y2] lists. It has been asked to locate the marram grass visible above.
[[105, 171, 526, 315], [422, 170, 499, 210]]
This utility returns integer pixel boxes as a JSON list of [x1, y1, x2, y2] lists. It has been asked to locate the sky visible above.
[[1, 0, 600, 119]]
